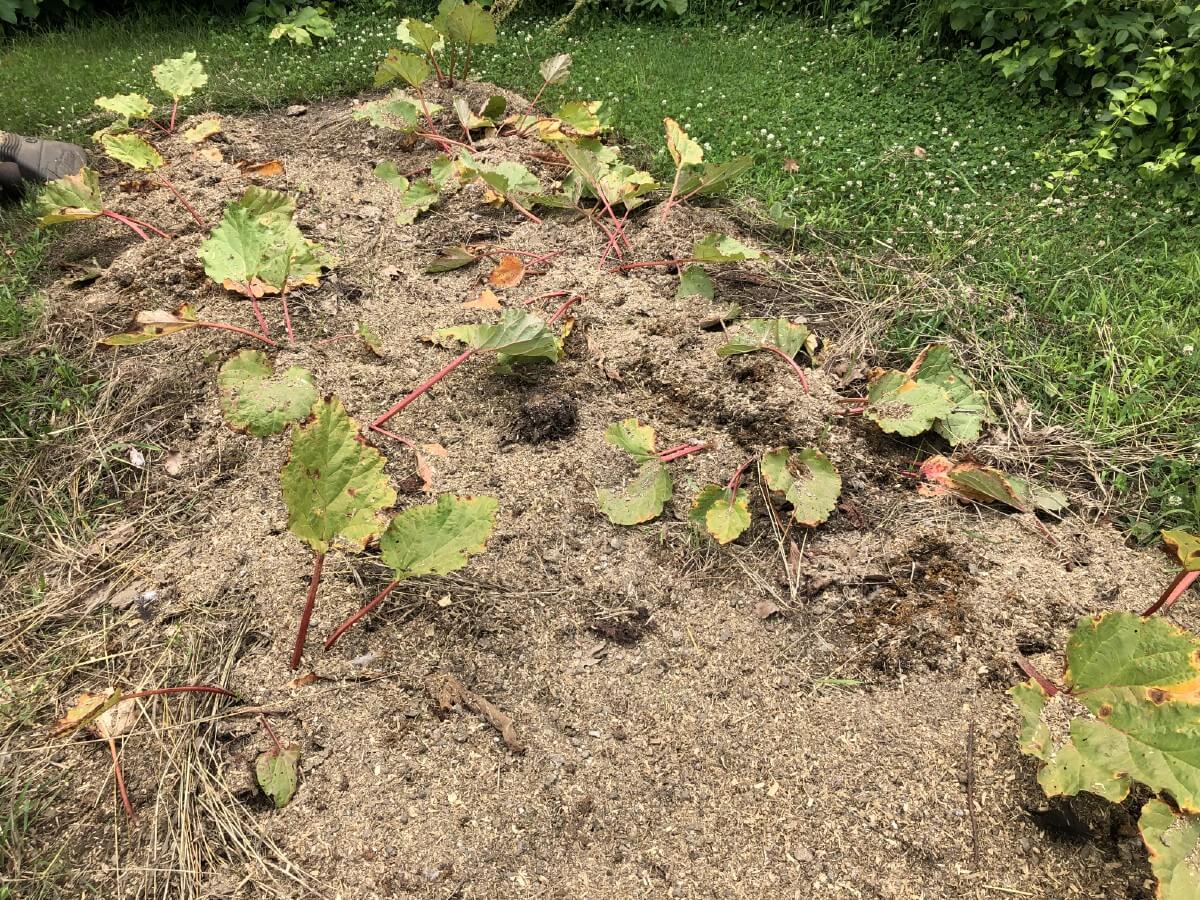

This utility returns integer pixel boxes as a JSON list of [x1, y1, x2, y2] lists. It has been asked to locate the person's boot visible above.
[[0, 132, 87, 194]]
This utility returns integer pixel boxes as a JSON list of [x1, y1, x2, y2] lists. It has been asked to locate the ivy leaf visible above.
[[664, 117, 703, 168], [36, 168, 102, 224], [152, 51, 208, 100], [218, 350, 318, 438], [431, 309, 561, 367], [692, 233, 764, 263], [396, 18, 444, 54], [1139, 799, 1200, 900], [760, 447, 841, 526], [690, 485, 750, 544], [426, 245, 477, 273], [353, 93, 423, 132], [255, 744, 301, 808], [95, 93, 154, 121], [101, 133, 164, 172], [676, 266, 713, 300], [375, 49, 429, 89], [864, 370, 954, 437], [906, 344, 989, 445], [1164, 530, 1200, 572], [1011, 611, 1200, 813], [676, 156, 754, 197], [280, 396, 397, 554], [717, 317, 814, 361], [100, 306, 199, 345], [598, 462, 672, 526], [379, 494, 497, 579], [444, 2, 496, 46], [182, 119, 222, 143], [539, 53, 572, 85]]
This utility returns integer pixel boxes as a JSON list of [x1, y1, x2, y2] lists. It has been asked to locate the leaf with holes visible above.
[[95, 93, 154, 121], [101, 133, 164, 172], [152, 51, 208, 100], [864, 370, 953, 437], [380, 494, 497, 579], [36, 168, 102, 224], [1139, 799, 1200, 900], [690, 485, 750, 544], [256, 744, 301, 807], [692, 233, 764, 263], [760, 447, 841, 526], [218, 350, 318, 438]]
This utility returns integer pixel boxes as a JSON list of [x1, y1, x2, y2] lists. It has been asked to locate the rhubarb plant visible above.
[[659, 118, 752, 222], [375, 161, 440, 224], [862, 344, 988, 444], [353, 92, 428, 133], [1011, 611, 1200, 899], [718, 318, 818, 394], [36, 167, 170, 242], [281, 396, 397, 669], [218, 350, 318, 437], [918, 455, 1068, 515], [269, 6, 335, 45], [613, 232, 764, 275], [374, 50, 444, 140], [389, 1, 496, 86], [99, 132, 206, 228], [100, 305, 278, 348], [457, 152, 544, 223], [760, 447, 842, 527], [1142, 530, 1200, 617], [95, 51, 207, 134], [597, 418, 708, 526], [325, 494, 498, 647]]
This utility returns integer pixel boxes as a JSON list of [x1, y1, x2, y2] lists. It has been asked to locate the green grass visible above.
[[0, 6, 1197, 535]]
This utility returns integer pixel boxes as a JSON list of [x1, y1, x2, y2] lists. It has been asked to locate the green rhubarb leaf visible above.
[[676, 156, 754, 198], [152, 51, 207, 101], [1139, 799, 1200, 900], [1164, 530, 1200, 572], [357, 321, 383, 356], [379, 494, 497, 579], [717, 318, 813, 361], [430, 155, 461, 189], [605, 418, 658, 464], [280, 396, 396, 554], [237, 185, 296, 227], [374, 161, 439, 224], [689, 485, 750, 544], [255, 744, 301, 808], [36, 168, 102, 224], [554, 101, 605, 137], [676, 266, 714, 300], [692, 233, 764, 263], [99, 306, 199, 346], [477, 161, 540, 200], [480, 95, 507, 120], [907, 344, 989, 445], [431, 309, 561, 367], [353, 93, 422, 132], [444, 2, 495, 46], [375, 49, 429, 89], [664, 117, 703, 168], [539, 53, 572, 86], [760, 447, 841, 526], [396, 18, 444, 54], [426, 245, 477, 273], [598, 462, 672, 526], [182, 119, 221, 143], [218, 350, 318, 438], [1011, 611, 1200, 812], [101, 133, 163, 172], [95, 93, 154, 121], [864, 370, 954, 437], [453, 97, 493, 132]]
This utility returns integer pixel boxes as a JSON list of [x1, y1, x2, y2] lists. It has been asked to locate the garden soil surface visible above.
[[12, 82, 1192, 899]]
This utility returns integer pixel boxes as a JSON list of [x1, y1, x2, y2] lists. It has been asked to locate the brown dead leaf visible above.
[[94, 698, 138, 740], [464, 288, 502, 310], [288, 672, 319, 689], [754, 600, 782, 620], [782, 159, 800, 173], [119, 178, 161, 193], [238, 159, 285, 179], [51, 689, 121, 737], [164, 451, 183, 477], [422, 443, 448, 458], [195, 145, 224, 164], [426, 673, 525, 753], [487, 255, 525, 289]]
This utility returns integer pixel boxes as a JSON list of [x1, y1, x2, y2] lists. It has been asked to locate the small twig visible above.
[[966, 722, 979, 870]]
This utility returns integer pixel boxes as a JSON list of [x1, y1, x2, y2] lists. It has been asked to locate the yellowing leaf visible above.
[[918, 455, 1068, 514], [182, 119, 222, 143], [195, 144, 224, 164], [488, 254, 525, 288], [380, 494, 497, 579], [95, 93, 153, 121], [598, 462, 672, 526], [256, 744, 301, 808], [238, 159, 286, 179], [356, 321, 383, 356], [604, 418, 658, 464], [100, 305, 199, 346], [760, 447, 841, 526], [280, 396, 397, 554], [690, 485, 750, 544], [664, 117, 703, 169], [218, 350, 318, 438], [864, 370, 953, 437], [152, 51, 208, 100], [51, 689, 122, 738], [1139, 800, 1200, 900], [36, 168, 102, 225], [539, 52, 572, 85], [1164, 530, 1200, 572], [426, 245, 477, 273], [101, 133, 164, 172]]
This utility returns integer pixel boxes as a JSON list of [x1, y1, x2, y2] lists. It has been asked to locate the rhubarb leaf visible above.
[[95, 93, 153, 121], [375, 49, 429, 88], [374, 161, 439, 224], [1011, 611, 1200, 813], [182, 119, 222, 143], [281, 396, 396, 554], [101, 133, 164, 172], [218, 350, 318, 438], [255, 744, 301, 808], [918, 456, 1067, 514], [605, 418, 658, 464], [353, 92, 423, 132], [907, 344, 989, 445], [152, 51, 207, 101], [692, 233, 764, 263], [598, 462, 672, 526], [676, 266, 714, 300], [36, 168, 102, 224], [539, 53, 572, 85], [690, 485, 750, 544], [676, 157, 754, 197], [864, 370, 954, 437], [100, 306, 199, 345], [396, 18, 444, 54], [760, 447, 841, 526], [380, 494, 497, 580], [664, 117, 703, 168], [1139, 799, 1200, 900], [445, 3, 496, 46], [426, 245, 476, 273], [1164, 530, 1200, 572], [432, 309, 561, 367], [718, 318, 814, 361]]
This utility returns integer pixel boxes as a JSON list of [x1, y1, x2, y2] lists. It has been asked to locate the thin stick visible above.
[[193, 320, 278, 347], [610, 257, 696, 273], [966, 722, 979, 869], [767, 346, 810, 394], [107, 734, 135, 820], [370, 347, 476, 430], [1142, 569, 1199, 617], [259, 713, 284, 754], [324, 579, 400, 649], [312, 333, 356, 348], [290, 551, 326, 671], [124, 685, 235, 702], [157, 175, 206, 228]]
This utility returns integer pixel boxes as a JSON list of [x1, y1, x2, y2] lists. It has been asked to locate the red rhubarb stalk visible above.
[[371, 347, 477, 431], [290, 552, 326, 670], [107, 735, 136, 820], [767, 346, 810, 394], [1015, 653, 1059, 697], [157, 175, 205, 228], [324, 580, 401, 649], [1142, 570, 1200, 617]]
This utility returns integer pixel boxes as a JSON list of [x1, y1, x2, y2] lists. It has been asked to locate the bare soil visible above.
[[7, 84, 1188, 899]]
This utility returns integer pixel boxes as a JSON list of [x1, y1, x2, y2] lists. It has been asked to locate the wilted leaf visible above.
[[374, 161, 439, 224], [690, 484, 750, 544], [918, 455, 1067, 514], [676, 266, 713, 300], [218, 350, 318, 438], [36, 168, 102, 224], [598, 462, 672, 526], [426, 245, 477, 273], [718, 317, 814, 361], [101, 133, 164, 172], [464, 288, 502, 310], [182, 119, 221, 143], [1139, 799, 1200, 900], [488, 255, 525, 288], [1012, 611, 1200, 813], [281, 396, 397, 554], [51, 689, 122, 738], [93, 697, 138, 740], [604, 418, 658, 464], [256, 744, 301, 808], [760, 447, 841, 526], [100, 305, 199, 345], [152, 51, 208, 100], [95, 93, 153, 121], [196, 144, 224, 164], [356, 322, 383, 356], [164, 451, 183, 476], [554, 100, 606, 137], [1164, 530, 1200, 572], [539, 53, 572, 86], [864, 370, 954, 437], [664, 117, 703, 169], [692, 233, 764, 263], [452, 97, 493, 132], [375, 49, 429, 88], [380, 494, 497, 579], [676, 157, 754, 198], [238, 159, 285, 179]]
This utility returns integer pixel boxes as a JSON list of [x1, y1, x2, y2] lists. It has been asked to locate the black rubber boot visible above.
[[0, 132, 87, 186]]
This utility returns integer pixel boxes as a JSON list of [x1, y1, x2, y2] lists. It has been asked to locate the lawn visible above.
[[1, 5, 1197, 536]]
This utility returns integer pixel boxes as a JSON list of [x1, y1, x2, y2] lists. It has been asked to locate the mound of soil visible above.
[[14, 83, 1182, 899]]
